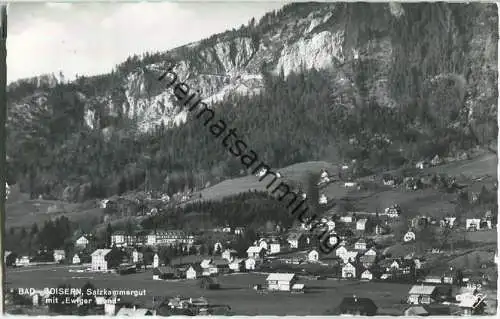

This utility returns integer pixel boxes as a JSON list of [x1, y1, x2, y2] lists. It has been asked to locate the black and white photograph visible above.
[[2, 1, 498, 316]]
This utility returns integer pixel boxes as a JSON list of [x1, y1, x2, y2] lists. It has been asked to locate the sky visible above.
[[7, 1, 287, 83]]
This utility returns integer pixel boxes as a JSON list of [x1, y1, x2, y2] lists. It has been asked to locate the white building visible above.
[[466, 218, 481, 231], [186, 265, 199, 280], [344, 182, 358, 188], [308, 250, 319, 262], [340, 215, 354, 223], [269, 242, 281, 254], [354, 239, 367, 251], [214, 242, 223, 253], [229, 259, 244, 272], [247, 246, 265, 259], [361, 270, 373, 280], [319, 194, 328, 205], [132, 250, 143, 264], [53, 250, 66, 263], [326, 220, 335, 231], [91, 249, 112, 271], [258, 239, 269, 251], [15, 256, 30, 267], [356, 219, 368, 231], [342, 262, 356, 278], [336, 246, 348, 259], [266, 273, 297, 291], [404, 231, 416, 242], [111, 232, 126, 247], [153, 253, 159, 268], [72, 254, 81, 265], [75, 235, 89, 249], [222, 249, 237, 262], [245, 257, 256, 271], [340, 251, 359, 264], [364, 248, 377, 256]]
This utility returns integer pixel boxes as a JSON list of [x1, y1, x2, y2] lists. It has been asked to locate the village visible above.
[[4, 159, 498, 316]]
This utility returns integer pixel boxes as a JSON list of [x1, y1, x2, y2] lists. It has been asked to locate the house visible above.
[[131, 250, 143, 264], [153, 253, 159, 268], [16, 256, 30, 266], [354, 238, 367, 251], [213, 242, 223, 253], [407, 285, 438, 304], [364, 248, 377, 256], [442, 217, 456, 228], [257, 239, 269, 251], [291, 283, 305, 293], [308, 249, 319, 262], [234, 227, 245, 235], [221, 249, 237, 262], [229, 259, 244, 272], [344, 182, 358, 188], [430, 154, 442, 166], [266, 273, 297, 291], [360, 255, 377, 268], [72, 254, 81, 265], [318, 169, 330, 185], [287, 232, 304, 249], [53, 250, 66, 263], [326, 220, 335, 231], [186, 265, 202, 280], [415, 161, 428, 170], [246, 246, 265, 259], [356, 219, 368, 231], [340, 213, 355, 223], [383, 175, 396, 186], [269, 242, 281, 254], [91, 249, 112, 272], [335, 246, 348, 259], [153, 266, 177, 280], [384, 205, 401, 217], [245, 257, 256, 271], [342, 262, 356, 279], [390, 259, 413, 274], [75, 235, 90, 249], [422, 275, 443, 284], [361, 270, 373, 281], [336, 296, 378, 316], [403, 231, 416, 242], [466, 218, 481, 231], [222, 226, 231, 233], [319, 194, 328, 205], [341, 251, 359, 264]]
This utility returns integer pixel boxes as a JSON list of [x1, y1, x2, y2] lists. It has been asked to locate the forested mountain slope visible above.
[[6, 2, 498, 201]]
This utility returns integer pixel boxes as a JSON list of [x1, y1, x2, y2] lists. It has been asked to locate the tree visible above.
[[105, 223, 113, 248], [30, 223, 38, 236]]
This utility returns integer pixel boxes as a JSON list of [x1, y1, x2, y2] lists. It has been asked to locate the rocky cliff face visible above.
[[7, 2, 497, 146]]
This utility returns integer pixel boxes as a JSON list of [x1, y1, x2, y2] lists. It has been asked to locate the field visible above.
[[5, 265, 412, 315], [190, 161, 337, 202]]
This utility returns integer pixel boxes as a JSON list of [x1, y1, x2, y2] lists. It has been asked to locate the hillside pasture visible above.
[[192, 161, 337, 202], [425, 153, 497, 178]]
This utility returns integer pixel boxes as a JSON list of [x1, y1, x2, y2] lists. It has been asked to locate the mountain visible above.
[[6, 2, 498, 202]]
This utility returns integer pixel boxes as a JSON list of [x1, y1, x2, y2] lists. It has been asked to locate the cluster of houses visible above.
[[110, 230, 195, 248]]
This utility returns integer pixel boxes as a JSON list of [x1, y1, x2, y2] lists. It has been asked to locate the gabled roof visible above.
[[266, 273, 296, 282], [91, 249, 112, 257], [246, 246, 263, 253], [287, 232, 303, 241], [53, 250, 65, 254], [409, 285, 436, 295]]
